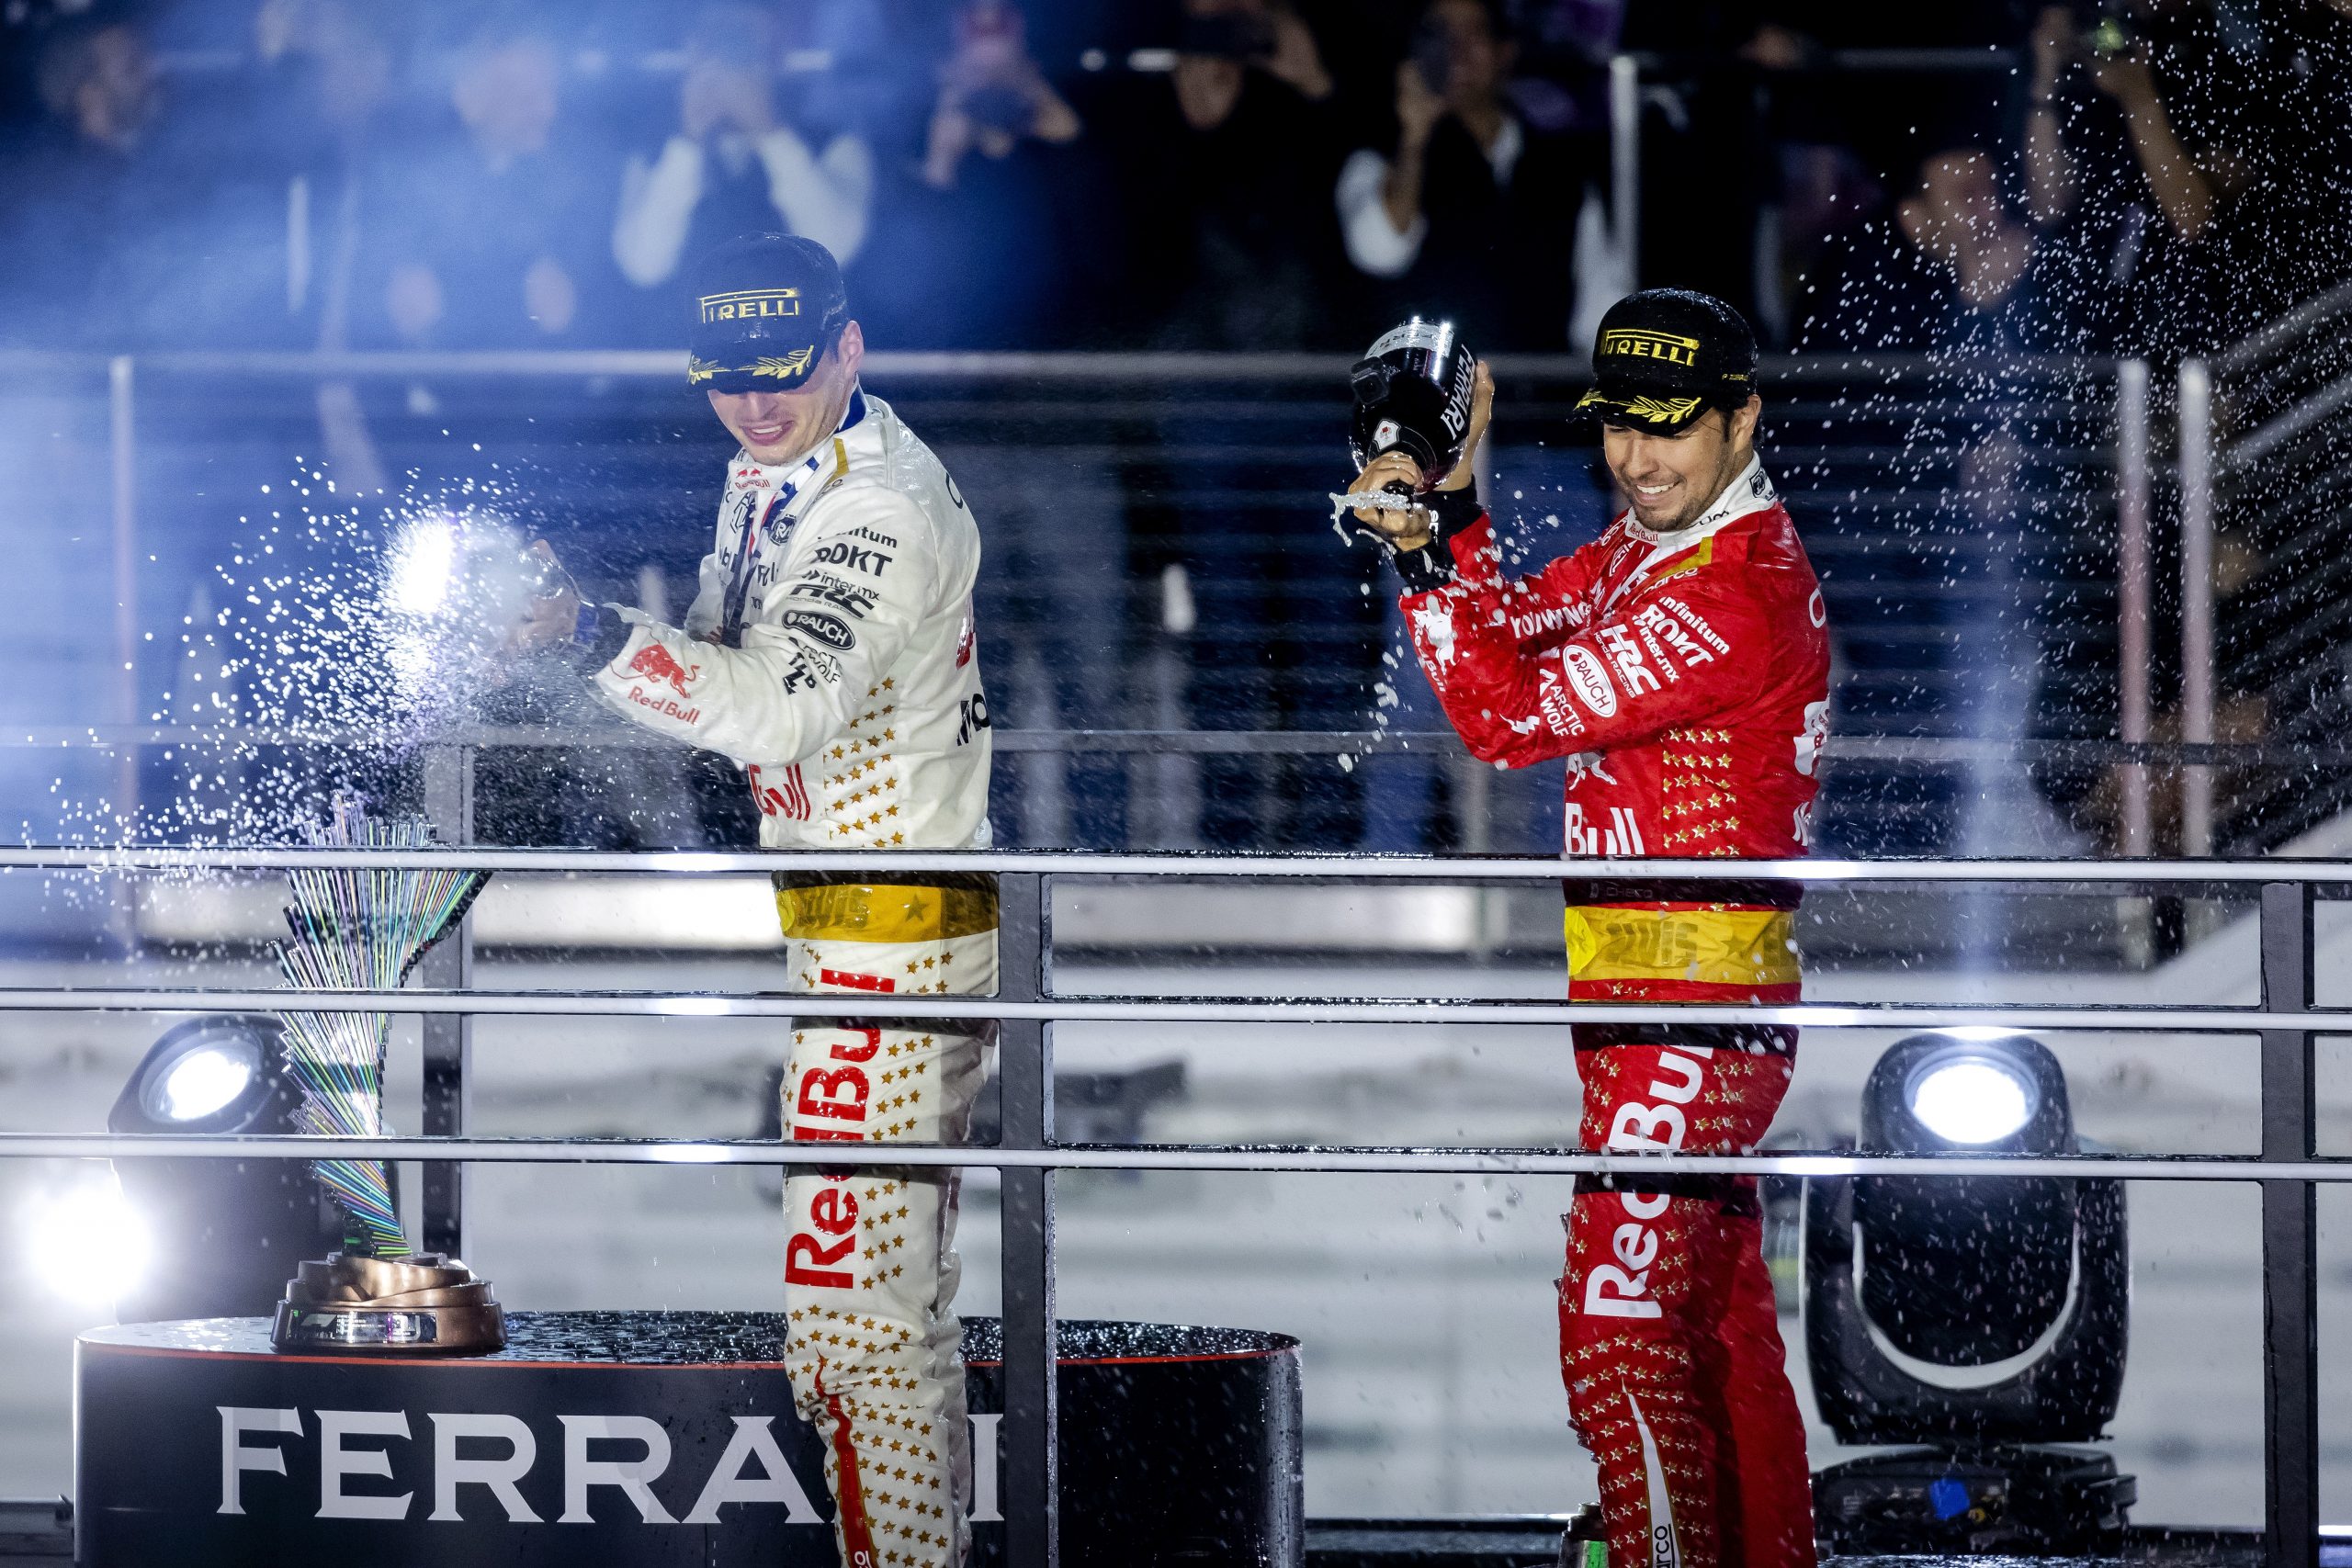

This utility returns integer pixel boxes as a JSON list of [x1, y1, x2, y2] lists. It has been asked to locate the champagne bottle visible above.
[[1347, 316, 1477, 491]]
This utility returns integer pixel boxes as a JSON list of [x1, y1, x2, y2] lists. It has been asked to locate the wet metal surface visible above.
[[85, 1311, 1296, 1367]]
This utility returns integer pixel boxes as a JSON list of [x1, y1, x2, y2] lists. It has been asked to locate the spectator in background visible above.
[[1, 21, 161, 338], [920, 0, 1080, 192], [364, 20, 616, 348], [860, 1, 1091, 348], [36, 17, 153, 155], [250, 0, 399, 488], [610, 3, 876, 297], [1334, 0, 1592, 350], [2260, 0, 2352, 300], [1801, 146, 2081, 355], [2021, 0, 2269, 357], [0, 16, 291, 348], [1098, 0, 1345, 348]]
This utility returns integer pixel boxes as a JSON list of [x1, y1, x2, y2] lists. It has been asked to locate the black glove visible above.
[[1390, 487, 1483, 592]]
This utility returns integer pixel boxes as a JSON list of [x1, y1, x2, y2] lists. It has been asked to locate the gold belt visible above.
[[774, 879, 1000, 944], [1564, 905, 1799, 987]]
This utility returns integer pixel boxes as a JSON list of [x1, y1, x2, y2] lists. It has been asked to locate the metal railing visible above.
[[3, 344, 2158, 857], [0, 845, 2342, 1567], [2185, 278, 2352, 853]]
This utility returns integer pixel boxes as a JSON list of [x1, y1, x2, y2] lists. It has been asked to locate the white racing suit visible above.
[[591, 389, 993, 1566]]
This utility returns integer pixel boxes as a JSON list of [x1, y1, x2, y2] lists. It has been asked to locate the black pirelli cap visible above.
[[1576, 289, 1758, 434], [686, 233, 850, 395]]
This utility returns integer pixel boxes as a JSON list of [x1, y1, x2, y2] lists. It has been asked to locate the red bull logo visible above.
[[626, 642, 698, 699]]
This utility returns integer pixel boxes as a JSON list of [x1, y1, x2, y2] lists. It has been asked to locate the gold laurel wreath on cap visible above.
[[684, 346, 820, 386], [1575, 389, 1706, 424]]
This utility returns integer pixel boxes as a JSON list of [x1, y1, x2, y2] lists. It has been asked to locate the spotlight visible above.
[[120, 1017, 276, 1134], [107, 1016, 343, 1324], [151, 1041, 258, 1122], [1805, 1032, 2134, 1554], [1905, 1053, 2036, 1145], [26, 1168, 150, 1307]]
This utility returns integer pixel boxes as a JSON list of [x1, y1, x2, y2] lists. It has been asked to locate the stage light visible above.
[[107, 1016, 343, 1324], [1905, 1050, 2037, 1145], [148, 1039, 261, 1123], [1805, 1032, 2133, 1553], [117, 1016, 279, 1135], [27, 1168, 150, 1306]]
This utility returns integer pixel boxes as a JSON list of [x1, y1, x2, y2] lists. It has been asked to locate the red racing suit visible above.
[[1396, 457, 1828, 1568]]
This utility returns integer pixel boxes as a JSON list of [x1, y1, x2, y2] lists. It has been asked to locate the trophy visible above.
[[266, 799, 502, 1354]]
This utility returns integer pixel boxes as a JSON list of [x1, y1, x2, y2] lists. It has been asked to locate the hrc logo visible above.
[[698, 288, 803, 323], [1599, 329, 1700, 367]]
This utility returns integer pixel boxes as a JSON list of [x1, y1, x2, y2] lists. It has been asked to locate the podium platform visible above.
[[76, 1312, 1301, 1567]]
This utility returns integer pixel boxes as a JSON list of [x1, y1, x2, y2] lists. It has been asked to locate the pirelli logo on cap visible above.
[[698, 288, 803, 324], [1599, 328, 1701, 367]]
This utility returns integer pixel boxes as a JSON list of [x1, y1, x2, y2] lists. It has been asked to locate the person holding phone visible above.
[[1096, 0, 1343, 349], [1334, 0, 1592, 349], [1346, 289, 1828, 1568], [611, 4, 878, 293], [921, 1, 1080, 192]]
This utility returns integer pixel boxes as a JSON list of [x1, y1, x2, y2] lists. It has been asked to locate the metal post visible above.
[[1609, 54, 1642, 287], [108, 356, 139, 842], [2117, 360, 2153, 857], [995, 871, 1057, 1565], [2257, 881, 2318, 1568], [2178, 358, 2215, 857], [418, 743, 475, 1258]]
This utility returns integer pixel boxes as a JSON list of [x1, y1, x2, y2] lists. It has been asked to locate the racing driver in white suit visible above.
[[513, 232, 992, 1568]]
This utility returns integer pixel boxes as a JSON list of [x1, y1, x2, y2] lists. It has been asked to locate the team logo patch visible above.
[[1562, 644, 1619, 717], [779, 608, 857, 652]]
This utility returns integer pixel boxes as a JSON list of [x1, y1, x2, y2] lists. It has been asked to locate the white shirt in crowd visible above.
[[1334, 115, 1525, 277], [612, 128, 876, 287]]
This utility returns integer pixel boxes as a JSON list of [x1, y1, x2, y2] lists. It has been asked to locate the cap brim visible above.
[[1574, 386, 1710, 434], [686, 348, 825, 394]]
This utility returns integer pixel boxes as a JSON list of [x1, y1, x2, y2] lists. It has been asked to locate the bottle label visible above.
[[1367, 318, 1457, 359]]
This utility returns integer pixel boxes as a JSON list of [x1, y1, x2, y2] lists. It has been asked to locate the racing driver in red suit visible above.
[[1347, 289, 1829, 1568]]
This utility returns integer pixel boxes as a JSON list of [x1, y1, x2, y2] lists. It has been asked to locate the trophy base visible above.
[[268, 1252, 505, 1356]]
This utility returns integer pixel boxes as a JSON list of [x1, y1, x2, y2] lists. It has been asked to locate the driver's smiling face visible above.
[[1601, 398, 1761, 531], [707, 321, 865, 466]]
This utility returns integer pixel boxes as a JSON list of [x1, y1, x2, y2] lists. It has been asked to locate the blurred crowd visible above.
[[1, 0, 2345, 362]]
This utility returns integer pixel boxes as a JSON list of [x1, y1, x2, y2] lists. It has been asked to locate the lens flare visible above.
[[1908, 1057, 2035, 1145], [154, 1043, 256, 1122], [384, 515, 458, 615], [28, 1171, 151, 1307]]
